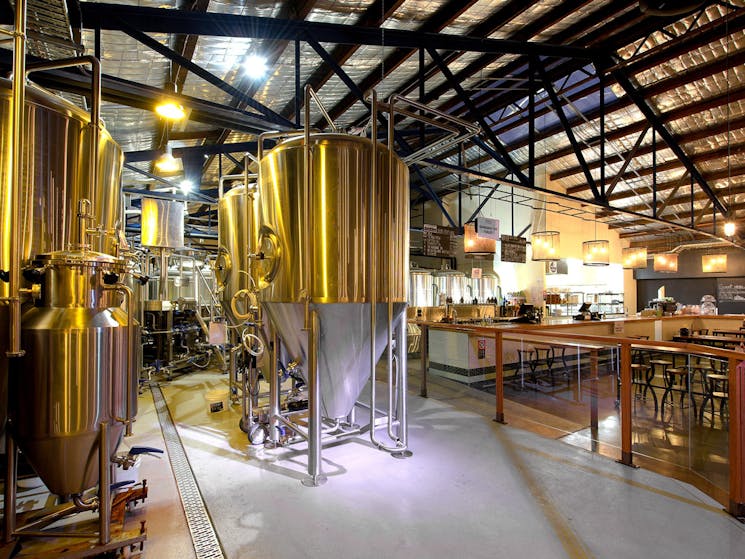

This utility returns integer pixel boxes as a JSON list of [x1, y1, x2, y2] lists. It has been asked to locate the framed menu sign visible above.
[[717, 278, 745, 302], [422, 224, 457, 257], [500, 235, 527, 263]]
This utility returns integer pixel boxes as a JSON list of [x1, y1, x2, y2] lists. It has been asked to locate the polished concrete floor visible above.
[[123, 363, 745, 559]]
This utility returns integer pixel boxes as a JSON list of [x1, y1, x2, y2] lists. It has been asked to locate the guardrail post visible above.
[[420, 324, 428, 398], [619, 342, 633, 467], [494, 332, 505, 424], [729, 358, 745, 517]]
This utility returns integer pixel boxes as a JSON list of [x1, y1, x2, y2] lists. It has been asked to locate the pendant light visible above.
[[583, 211, 609, 266], [653, 252, 678, 273], [531, 198, 559, 261], [622, 247, 647, 269], [702, 254, 727, 273]]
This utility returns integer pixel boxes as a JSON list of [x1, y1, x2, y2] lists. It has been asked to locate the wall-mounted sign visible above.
[[422, 224, 457, 257], [500, 235, 527, 263], [471, 267, 482, 279], [475, 217, 500, 240]]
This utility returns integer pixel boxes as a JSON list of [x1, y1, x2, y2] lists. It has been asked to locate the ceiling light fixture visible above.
[[155, 146, 180, 173], [531, 231, 560, 261], [464, 222, 496, 255], [653, 252, 678, 273], [724, 219, 736, 237], [244, 54, 268, 80], [155, 100, 186, 121], [180, 179, 194, 194], [622, 246, 647, 269], [702, 254, 727, 273], [583, 211, 609, 266], [531, 197, 559, 261]]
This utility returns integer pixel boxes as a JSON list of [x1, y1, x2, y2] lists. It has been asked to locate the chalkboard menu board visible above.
[[501, 235, 527, 263], [717, 278, 745, 302], [422, 224, 457, 257]]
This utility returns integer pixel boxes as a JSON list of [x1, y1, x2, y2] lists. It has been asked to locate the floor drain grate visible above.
[[151, 383, 225, 559]]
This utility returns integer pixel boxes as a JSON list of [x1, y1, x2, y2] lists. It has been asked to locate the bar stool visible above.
[[631, 362, 657, 412], [699, 372, 729, 425], [648, 357, 672, 400], [550, 345, 571, 387], [516, 348, 536, 387], [661, 365, 696, 416]]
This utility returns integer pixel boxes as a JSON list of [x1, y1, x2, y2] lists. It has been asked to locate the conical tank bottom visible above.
[[263, 302, 406, 419], [8, 307, 129, 495]]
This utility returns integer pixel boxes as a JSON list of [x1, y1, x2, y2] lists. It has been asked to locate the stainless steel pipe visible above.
[[104, 282, 135, 436], [6, 0, 27, 358]]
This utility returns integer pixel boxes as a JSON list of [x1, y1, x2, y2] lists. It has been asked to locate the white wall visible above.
[[413, 180, 637, 309]]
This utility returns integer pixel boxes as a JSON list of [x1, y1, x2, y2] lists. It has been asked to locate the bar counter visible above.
[[410, 313, 745, 384]]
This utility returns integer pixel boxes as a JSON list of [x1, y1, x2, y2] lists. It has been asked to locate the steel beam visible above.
[[118, 21, 295, 129], [79, 3, 599, 59], [0, 55, 281, 135]]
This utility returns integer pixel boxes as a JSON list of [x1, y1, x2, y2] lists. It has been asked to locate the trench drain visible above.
[[151, 383, 225, 559]]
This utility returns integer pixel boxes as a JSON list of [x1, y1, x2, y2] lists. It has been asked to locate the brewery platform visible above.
[[109, 364, 745, 559]]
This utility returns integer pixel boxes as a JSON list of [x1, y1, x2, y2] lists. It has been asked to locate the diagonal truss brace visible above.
[[607, 59, 727, 216], [117, 20, 296, 130], [536, 61, 601, 201], [426, 47, 530, 187]]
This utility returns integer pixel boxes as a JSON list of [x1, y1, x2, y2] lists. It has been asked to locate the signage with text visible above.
[[500, 235, 527, 263], [422, 224, 458, 258], [475, 217, 500, 240]]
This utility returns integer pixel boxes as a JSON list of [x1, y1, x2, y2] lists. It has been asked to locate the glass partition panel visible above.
[[500, 332, 621, 460]]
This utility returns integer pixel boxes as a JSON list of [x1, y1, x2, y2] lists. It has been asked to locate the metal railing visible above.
[[417, 321, 745, 517]]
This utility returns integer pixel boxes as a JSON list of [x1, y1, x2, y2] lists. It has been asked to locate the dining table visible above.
[[672, 334, 745, 349]]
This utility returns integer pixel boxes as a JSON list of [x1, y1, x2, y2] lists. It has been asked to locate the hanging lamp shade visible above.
[[653, 252, 678, 273], [622, 247, 647, 269], [530, 231, 560, 261], [464, 222, 496, 255], [702, 254, 727, 273], [582, 239, 609, 266]]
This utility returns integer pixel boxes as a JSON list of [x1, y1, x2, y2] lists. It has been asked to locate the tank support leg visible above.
[[3, 435, 17, 543], [99, 422, 111, 545], [266, 331, 280, 448], [302, 309, 326, 487]]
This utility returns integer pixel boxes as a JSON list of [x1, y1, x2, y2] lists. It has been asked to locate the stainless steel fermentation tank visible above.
[[0, 77, 123, 431], [432, 268, 470, 304], [0, 77, 134, 498], [10, 251, 137, 496], [471, 269, 501, 303], [217, 185, 259, 323], [256, 134, 409, 420], [408, 268, 434, 307]]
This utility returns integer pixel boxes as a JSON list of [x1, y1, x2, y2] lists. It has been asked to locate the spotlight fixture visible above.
[[244, 54, 268, 80], [180, 179, 194, 194]]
